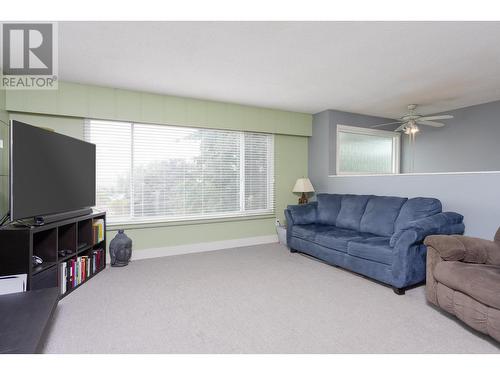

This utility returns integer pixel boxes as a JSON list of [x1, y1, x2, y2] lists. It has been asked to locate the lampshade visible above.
[[292, 178, 315, 193]]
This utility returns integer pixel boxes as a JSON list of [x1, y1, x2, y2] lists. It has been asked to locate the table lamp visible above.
[[293, 178, 315, 204]]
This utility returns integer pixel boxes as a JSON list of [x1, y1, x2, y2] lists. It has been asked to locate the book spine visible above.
[[99, 221, 104, 242], [60, 262, 66, 295], [76, 258, 80, 286], [59, 263, 63, 295], [92, 219, 105, 244], [71, 260, 75, 288], [68, 261, 71, 291], [93, 226, 97, 245], [63, 262, 67, 294]]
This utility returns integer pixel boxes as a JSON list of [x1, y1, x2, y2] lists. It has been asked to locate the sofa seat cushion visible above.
[[347, 237, 393, 265], [291, 224, 328, 242], [314, 227, 372, 252], [291, 225, 370, 253], [434, 261, 500, 310]]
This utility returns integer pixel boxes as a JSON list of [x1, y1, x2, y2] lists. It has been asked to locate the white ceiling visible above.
[[59, 21, 500, 118]]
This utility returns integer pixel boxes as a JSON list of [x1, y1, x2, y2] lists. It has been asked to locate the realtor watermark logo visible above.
[[1, 22, 58, 89]]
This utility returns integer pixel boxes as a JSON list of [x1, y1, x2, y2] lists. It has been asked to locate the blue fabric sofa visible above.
[[284, 194, 465, 294]]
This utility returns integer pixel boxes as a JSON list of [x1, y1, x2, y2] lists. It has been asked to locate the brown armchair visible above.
[[425, 228, 500, 342]]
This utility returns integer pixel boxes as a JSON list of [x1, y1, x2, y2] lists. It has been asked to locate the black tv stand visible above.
[[34, 208, 93, 226], [0, 211, 106, 298]]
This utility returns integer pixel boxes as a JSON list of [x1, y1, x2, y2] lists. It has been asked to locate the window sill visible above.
[[328, 170, 500, 177], [107, 213, 276, 231]]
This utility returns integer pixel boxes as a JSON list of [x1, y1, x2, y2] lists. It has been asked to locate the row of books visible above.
[[92, 219, 105, 244], [59, 248, 104, 295]]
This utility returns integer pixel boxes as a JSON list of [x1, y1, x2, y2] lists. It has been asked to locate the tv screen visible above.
[[10, 120, 96, 220]]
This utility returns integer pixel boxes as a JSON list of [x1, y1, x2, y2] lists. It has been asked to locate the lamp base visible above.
[[298, 192, 308, 205]]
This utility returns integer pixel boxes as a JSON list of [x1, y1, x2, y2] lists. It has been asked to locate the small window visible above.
[[336, 125, 400, 175]]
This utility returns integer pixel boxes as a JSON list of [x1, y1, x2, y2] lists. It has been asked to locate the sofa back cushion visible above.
[[287, 202, 317, 225], [335, 195, 372, 231], [360, 196, 408, 236], [394, 197, 442, 232], [316, 194, 343, 226]]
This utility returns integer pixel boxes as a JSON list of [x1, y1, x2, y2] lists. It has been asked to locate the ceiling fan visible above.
[[372, 104, 453, 134]]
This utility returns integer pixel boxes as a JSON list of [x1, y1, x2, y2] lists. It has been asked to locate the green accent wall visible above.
[[4, 83, 309, 251], [10, 112, 84, 139], [0, 88, 7, 125], [0, 88, 8, 215], [5, 81, 312, 136]]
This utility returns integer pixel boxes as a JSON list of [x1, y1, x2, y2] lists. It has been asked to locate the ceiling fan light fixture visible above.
[[403, 122, 419, 135], [371, 104, 453, 132]]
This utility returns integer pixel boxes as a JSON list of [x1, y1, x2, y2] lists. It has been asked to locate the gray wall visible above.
[[401, 100, 500, 173], [309, 106, 500, 239], [308, 109, 393, 191], [308, 110, 330, 193], [322, 173, 500, 239]]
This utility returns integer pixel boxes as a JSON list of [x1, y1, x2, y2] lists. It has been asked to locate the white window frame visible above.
[[336, 124, 400, 175], [85, 119, 275, 225]]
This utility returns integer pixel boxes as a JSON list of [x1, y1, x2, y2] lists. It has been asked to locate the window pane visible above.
[[84, 120, 132, 220], [132, 124, 203, 218], [338, 131, 394, 174], [200, 129, 241, 214], [85, 120, 274, 223], [245, 133, 273, 211]]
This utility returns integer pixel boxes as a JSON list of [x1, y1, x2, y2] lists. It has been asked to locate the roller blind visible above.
[[84, 120, 274, 223]]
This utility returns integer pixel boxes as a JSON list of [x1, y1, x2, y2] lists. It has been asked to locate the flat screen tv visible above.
[[9, 120, 96, 221]]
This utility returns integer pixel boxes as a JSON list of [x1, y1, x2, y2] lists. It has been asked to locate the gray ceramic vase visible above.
[[109, 229, 132, 267]]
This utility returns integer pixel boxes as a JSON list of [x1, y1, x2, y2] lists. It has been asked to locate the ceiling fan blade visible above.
[[395, 124, 406, 132], [371, 121, 402, 128], [418, 115, 453, 121], [418, 120, 445, 127]]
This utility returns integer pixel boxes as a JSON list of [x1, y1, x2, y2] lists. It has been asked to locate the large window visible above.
[[84, 120, 274, 224], [336, 125, 400, 175]]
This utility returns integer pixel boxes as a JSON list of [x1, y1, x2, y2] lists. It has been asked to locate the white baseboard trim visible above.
[[130, 234, 279, 261]]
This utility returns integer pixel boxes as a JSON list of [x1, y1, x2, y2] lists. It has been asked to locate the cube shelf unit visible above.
[[0, 211, 106, 299]]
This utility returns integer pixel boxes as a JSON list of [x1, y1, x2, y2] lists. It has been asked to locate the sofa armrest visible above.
[[285, 202, 318, 225], [284, 208, 294, 247], [423, 235, 468, 261], [424, 234, 500, 265], [284, 208, 294, 227], [390, 211, 464, 247]]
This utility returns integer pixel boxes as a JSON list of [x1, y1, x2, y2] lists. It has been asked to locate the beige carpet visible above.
[[43, 243, 500, 353]]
